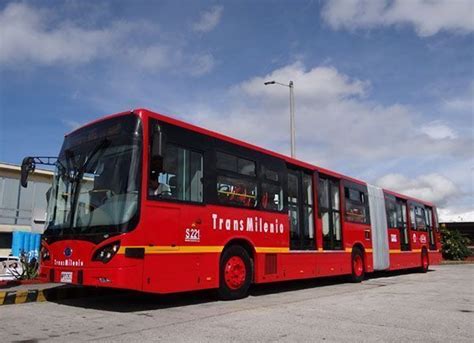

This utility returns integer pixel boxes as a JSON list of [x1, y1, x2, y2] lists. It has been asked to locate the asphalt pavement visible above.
[[1, 264, 472, 342]]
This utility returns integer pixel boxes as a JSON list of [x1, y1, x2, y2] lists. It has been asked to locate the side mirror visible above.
[[151, 125, 163, 158], [21, 157, 35, 188]]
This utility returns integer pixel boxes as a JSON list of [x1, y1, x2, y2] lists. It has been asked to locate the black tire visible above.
[[350, 247, 365, 283], [420, 249, 429, 273], [218, 245, 252, 300]]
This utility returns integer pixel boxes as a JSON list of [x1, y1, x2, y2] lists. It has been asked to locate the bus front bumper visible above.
[[39, 265, 143, 291]]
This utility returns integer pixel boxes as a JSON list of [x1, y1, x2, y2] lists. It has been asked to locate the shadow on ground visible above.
[[45, 267, 427, 313]]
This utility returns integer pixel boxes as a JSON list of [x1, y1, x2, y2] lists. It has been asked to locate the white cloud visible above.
[[133, 45, 171, 71], [199, 62, 471, 166], [193, 6, 224, 33], [376, 173, 458, 206], [321, 0, 474, 37], [438, 208, 474, 222], [0, 3, 215, 76], [68, 60, 470, 217], [0, 3, 115, 65], [171, 62, 471, 217], [187, 53, 216, 76], [420, 120, 458, 139], [444, 97, 474, 112], [442, 84, 474, 113], [238, 62, 368, 103]]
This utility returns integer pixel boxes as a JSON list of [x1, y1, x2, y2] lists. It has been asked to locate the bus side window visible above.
[[415, 206, 427, 231], [215, 151, 258, 208], [217, 175, 257, 207], [149, 140, 204, 202], [385, 196, 397, 229], [261, 182, 283, 211], [344, 186, 369, 224], [261, 165, 283, 212]]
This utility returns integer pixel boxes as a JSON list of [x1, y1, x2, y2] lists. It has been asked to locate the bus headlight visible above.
[[92, 241, 120, 263], [41, 246, 50, 261]]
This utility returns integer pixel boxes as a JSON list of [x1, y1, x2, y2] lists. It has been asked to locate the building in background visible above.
[[0, 162, 53, 256]]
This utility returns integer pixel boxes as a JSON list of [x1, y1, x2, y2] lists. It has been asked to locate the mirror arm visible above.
[[29, 156, 58, 167], [21, 156, 58, 188]]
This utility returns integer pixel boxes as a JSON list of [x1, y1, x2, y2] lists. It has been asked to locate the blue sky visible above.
[[0, 0, 473, 221]]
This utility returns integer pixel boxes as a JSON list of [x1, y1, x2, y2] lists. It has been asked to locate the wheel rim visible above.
[[353, 255, 363, 277], [224, 256, 246, 290], [422, 253, 428, 269]]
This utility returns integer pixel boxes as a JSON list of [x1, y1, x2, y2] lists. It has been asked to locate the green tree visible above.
[[441, 227, 471, 260]]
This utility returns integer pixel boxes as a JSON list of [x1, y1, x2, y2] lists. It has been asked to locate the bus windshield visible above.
[[45, 115, 142, 237]]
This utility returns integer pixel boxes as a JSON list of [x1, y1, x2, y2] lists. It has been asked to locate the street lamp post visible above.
[[264, 80, 296, 158]]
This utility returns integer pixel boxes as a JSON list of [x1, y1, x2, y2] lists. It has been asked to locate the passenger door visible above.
[[397, 199, 410, 251], [425, 207, 436, 250], [318, 176, 342, 250], [288, 168, 315, 250]]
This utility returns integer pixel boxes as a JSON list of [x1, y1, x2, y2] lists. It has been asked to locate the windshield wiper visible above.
[[68, 139, 111, 232]]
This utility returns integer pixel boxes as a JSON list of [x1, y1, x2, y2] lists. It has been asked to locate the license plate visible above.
[[60, 271, 73, 283]]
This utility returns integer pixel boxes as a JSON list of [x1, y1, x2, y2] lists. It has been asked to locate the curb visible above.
[[0, 289, 46, 305], [440, 260, 474, 265], [0, 285, 112, 306]]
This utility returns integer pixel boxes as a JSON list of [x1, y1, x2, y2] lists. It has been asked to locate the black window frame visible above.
[[288, 167, 316, 251], [148, 118, 209, 206], [149, 142, 205, 204], [147, 117, 290, 213], [318, 174, 343, 251], [408, 201, 428, 232], [216, 151, 256, 177], [259, 162, 286, 213], [425, 205, 436, 249], [385, 194, 398, 229], [343, 181, 370, 225], [415, 205, 427, 232], [215, 149, 259, 209]]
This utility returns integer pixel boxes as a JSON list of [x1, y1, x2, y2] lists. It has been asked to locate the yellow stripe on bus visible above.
[[389, 249, 422, 254], [118, 246, 224, 254], [118, 246, 380, 255], [149, 246, 224, 254], [119, 246, 290, 254], [344, 248, 373, 253], [255, 247, 290, 253]]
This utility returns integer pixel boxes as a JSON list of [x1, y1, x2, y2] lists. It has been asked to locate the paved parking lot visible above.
[[1, 264, 473, 342]]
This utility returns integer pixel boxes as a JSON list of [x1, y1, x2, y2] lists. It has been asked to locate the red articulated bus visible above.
[[21, 109, 442, 300]]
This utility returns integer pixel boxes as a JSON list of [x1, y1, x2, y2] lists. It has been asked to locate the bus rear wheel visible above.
[[350, 248, 365, 283], [420, 250, 429, 273], [218, 245, 252, 300]]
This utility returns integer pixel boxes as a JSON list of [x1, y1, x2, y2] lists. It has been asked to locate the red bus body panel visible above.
[[38, 109, 443, 294]]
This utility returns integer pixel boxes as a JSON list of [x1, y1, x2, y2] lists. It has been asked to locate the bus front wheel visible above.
[[218, 245, 252, 300]]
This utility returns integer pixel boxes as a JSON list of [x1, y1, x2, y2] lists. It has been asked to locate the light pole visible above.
[[264, 80, 296, 158]]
